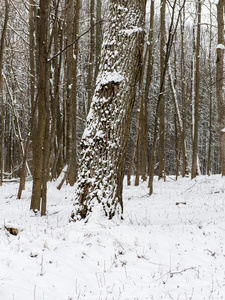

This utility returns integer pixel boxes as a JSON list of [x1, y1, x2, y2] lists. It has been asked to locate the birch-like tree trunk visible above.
[[71, 0, 146, 221], [180, 4, 189, 177], [29, 0, 37, 172], [216, 0, 225, 175], [0, 0, 9, 186]]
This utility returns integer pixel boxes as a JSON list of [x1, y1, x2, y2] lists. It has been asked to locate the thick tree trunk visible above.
[[216, 0, 225, 175], [71, 0, 145, 221]]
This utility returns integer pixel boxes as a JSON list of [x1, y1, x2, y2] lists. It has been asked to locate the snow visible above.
[[217, 44, 225, 50], [221, 128, 225, 133], [1, 175, 225, 299], [96, 71, 124, 91], [120, 26, 143, 36]]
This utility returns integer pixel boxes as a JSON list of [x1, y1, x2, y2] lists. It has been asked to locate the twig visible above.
[[157, 267, 196, 281], [170, 267, 196, 277], [180, 181, 198, 195], [48, 19, 105, 62]]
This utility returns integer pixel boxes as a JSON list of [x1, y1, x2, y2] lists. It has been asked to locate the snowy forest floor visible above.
[[1, 175, 225, 300]]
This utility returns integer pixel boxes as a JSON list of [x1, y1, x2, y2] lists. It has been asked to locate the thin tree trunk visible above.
[[3, 73, 31, 176], [94, 0, 102, 81], [0, 0, 8, 101], [168, 62, 188, 176], [158, 0, 166, 180], [17, 135, 31, 199], [65, 0, 73, 180], [87, 0, 95, 113], [0, 91, 4, 185], [216, 0, 225, 175], [0, 0, 9, 186], [48, 0, 63, 180], [174, 112, 180, 179], [191, 0, 201, 179], [135, 134, 140, 186], [64, 0, 79, 186], [180, 4, 188, 177], [207, 2, 213, 176], [31, 0, 50, 212], [29, 0, 36, 178], [68, 0, 80, 185], [142, 0, 155, 181], [127, 52, 146, 186], [148, 0, 185, 194]]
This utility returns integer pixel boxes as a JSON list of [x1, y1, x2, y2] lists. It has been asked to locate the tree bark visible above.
[[71, 0, 146, 221], [29, 0, 37, 176], [87, 0, 95, 113], [94, 0, 102, 81], [17, 135, 31, 199], [207, 2, 213, 176], [180, 4, 189, 177], [191, 0, 201, 179], [158, 0, 166, 180], [65, 0, 79, 186], [30, 0, 50, 212], [127, 56, 146, 186], [0, 0, 9, 186], [141, 0, 155, 181], [65, 0, 74, 183], [216, 0, 225, 175]]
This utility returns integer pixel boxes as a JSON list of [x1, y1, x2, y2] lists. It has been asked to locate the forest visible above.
[[0, 0, 224, 218], [1, 1, 225, 299]]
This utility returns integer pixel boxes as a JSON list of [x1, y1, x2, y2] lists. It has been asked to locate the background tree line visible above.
[[0, 0, 224, 215]]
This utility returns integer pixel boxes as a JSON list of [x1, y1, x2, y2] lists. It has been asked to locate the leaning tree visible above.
[[71, 0, 146, 221]]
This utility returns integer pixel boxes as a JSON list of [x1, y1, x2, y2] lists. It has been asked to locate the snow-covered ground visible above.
[[1, 175, 225, 300]]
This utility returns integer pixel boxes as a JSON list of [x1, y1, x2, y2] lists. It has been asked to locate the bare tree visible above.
[[30, 0, 50, 214], [191, 0, 201, 179], [216, 0, 225, 175], [0, 0, 9, 186], [158, 0, 166, 180]]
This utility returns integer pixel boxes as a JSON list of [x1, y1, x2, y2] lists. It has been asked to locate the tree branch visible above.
[[48, 19, 105, 62]]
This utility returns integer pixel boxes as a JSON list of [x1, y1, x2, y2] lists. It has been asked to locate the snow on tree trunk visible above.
[[71, 0, 145, 221]]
